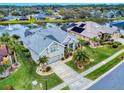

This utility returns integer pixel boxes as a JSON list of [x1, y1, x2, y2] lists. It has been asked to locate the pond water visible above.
[[111, 21, 124, 34]]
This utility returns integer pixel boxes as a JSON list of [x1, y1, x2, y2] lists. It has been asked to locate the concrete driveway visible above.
[[50, 61, 92, 90], [50, 62, 79, 82]]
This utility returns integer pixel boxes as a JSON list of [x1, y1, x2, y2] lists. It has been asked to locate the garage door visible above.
[[48, 55, 61, 64]]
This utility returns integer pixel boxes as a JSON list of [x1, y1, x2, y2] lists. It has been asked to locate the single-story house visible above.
[[33, 13, 46, 20], [19, 16, 29, 20], [67, 21, 120, 40], [4, 15, 19, 21], [24, 27, 78, 64]]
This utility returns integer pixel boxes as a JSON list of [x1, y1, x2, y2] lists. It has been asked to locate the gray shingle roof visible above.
[[25, 27, 68, 55]]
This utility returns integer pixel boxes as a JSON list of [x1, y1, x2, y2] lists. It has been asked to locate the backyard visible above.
[[0, 38, 63, 90], [66, 45, 124, 73]]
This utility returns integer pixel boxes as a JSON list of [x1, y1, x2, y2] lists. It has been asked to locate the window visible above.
[[50, 43, 59, 53]]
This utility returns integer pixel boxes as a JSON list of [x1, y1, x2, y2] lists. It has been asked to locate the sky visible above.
[[0, 3, 121, 6]]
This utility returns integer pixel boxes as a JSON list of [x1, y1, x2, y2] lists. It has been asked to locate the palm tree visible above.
[[99, 33, 111, 43], [73, 49, 90, 69], [39, 56, 48, 72], [78, 38, 90, 48], [91, 37, 100, 42], [64, 47, 73, 58], [78, 39, 85, 48]]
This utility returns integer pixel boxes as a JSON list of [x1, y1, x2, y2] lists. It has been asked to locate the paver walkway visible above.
[[50, 62, 92, 90]]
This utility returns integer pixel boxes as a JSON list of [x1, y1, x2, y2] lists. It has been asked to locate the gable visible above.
[[39, 41, 65, 56]]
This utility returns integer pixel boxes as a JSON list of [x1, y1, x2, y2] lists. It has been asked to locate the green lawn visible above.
[[66, 45, 124, 73], [0, 42, 63, 90], [61, 86, 70, 90], [85, 53, 124, 80], [0, 18, 111, 25]]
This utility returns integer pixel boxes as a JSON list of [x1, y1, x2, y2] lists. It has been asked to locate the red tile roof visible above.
[[0, 45, 10, 62]]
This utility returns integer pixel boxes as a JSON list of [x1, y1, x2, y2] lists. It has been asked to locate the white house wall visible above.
[[40, 42, 64, 64]]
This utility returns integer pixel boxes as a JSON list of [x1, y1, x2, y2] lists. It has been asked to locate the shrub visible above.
[[84, 41, 90, 46], [19, 41, 23, 45], [112, 44, 118, 48], [46, 66, 51, 72], [25, 52, 31, 57], [12, 34, 20, 40], [21, 47, 29, 52], [113, 41, 122, 45], [121, 35, 124, 38], [61, 57, 65, 60]]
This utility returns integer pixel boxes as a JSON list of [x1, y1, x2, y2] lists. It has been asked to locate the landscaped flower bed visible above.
[[66, 45, 124, 73]]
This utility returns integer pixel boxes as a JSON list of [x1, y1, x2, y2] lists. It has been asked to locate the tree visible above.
[[0, 33, 10, 44], [64, 47, 73, 58], [73, 49, 90, 69], [38, 56, 48, 72]]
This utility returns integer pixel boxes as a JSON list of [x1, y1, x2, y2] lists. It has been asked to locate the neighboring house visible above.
[[19, 16, 29, 20], [24, 27, 78, 64], [103, 10, 123, 18], [0, 45, 11, 65], [27, 23, 39, 29], [105, 12, 115, 18], [90, 10, 102, 18], [33, 13, 46, 20], [66, 21, 120, 46], [0, 17, 7, 21], [4, 15, 18, 21]]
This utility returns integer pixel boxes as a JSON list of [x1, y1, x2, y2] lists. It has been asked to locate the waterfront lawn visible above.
[[0, 42, 63, 90], [85, 53, 124, 80], [66, 45, 124, 73]]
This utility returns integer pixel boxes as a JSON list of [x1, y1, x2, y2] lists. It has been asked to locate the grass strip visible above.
[[85, 53, 124, 80]]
